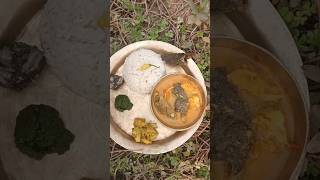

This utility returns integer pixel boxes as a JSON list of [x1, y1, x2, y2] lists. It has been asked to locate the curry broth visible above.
[[214, 47, 298, 180], [151, 74, 205, 130]]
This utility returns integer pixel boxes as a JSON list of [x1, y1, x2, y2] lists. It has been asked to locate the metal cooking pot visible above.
[[213, 37, 309, 180]]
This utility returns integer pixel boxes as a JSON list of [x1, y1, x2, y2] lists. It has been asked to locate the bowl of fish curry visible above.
[[151, 73, 206, 130]]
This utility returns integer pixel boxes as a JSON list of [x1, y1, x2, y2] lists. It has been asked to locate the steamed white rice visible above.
[[122, 49, 166, 94]]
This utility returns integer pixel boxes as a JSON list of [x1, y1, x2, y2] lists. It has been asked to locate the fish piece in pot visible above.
[[154, 91, 176, 119], [212, 67, 253, 175], [172, 83, 189, 114]]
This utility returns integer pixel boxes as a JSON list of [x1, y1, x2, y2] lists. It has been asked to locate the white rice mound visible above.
[[122, 48, 166, 94]]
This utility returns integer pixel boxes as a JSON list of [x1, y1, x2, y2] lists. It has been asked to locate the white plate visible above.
[[110, 40, 207, 154]]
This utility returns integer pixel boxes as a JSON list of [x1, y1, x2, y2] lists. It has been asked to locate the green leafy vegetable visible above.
[[14, 104, 75, 160], [115, 95, 133, 112]]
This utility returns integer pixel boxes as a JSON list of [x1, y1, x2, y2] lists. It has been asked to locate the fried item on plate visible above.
[[132, 118, 158, 144]]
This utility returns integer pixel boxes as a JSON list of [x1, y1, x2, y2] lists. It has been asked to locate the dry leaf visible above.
[[303, 65, 320, 83], [181, 41, 193, 49], [195, 19, 202, 26], [203, 24, 209, 30], [203, 37, 210, 43], [198, 12, 209, 22], [177, 16, 184, 24], [307, 132, 320, 154], [187, 15, 196, 25]]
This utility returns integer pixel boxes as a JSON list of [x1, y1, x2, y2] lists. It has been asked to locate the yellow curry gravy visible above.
[[151, 74, 206, 130], [214, 46, 300, 180]]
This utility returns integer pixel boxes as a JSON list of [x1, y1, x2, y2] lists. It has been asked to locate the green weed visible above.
[[278, 0, 319, 57]]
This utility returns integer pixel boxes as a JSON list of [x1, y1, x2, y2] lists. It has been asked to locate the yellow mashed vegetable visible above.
[[132, 118, 158, 144]]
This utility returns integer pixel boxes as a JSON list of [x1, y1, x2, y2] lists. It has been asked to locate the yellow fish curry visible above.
[[151, 74, 206, 130]]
